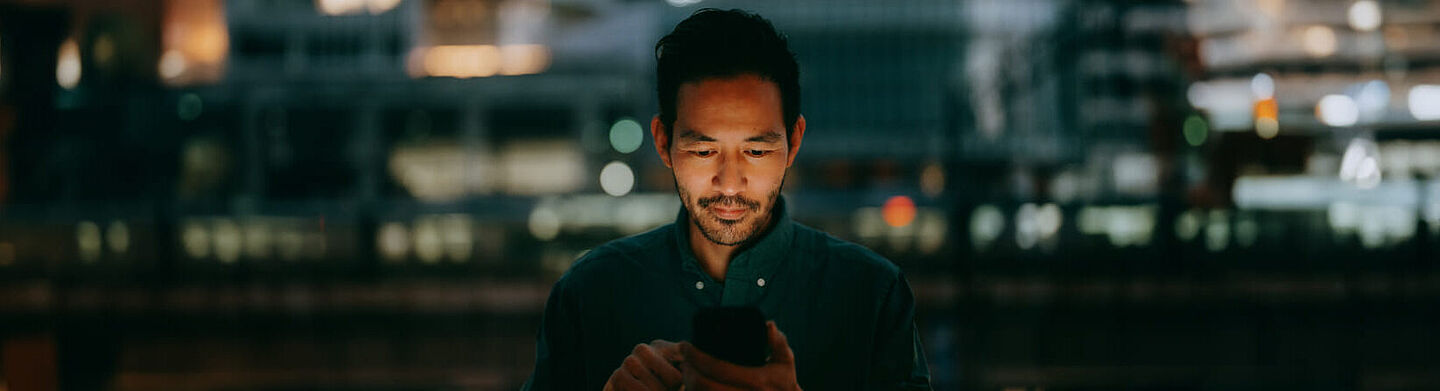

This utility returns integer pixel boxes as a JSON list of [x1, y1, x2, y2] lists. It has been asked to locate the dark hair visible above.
[[655, 8, 800, 142]]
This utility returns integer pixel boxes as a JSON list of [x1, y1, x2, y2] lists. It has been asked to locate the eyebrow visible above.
[[745, 130, 784, 143], [677, 130, 715, 143], [676, 129, 784, 143]]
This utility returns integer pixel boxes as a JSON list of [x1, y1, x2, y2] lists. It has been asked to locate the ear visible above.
[[785, 114, 806, 168], [651, 115, 673, 168]]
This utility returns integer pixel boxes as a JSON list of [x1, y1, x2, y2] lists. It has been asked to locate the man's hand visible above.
[[603, 339, 685, 391], [680, 321, 802, 391]]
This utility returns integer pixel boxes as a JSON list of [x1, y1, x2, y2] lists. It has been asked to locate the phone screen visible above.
[[691, 306, 768, 366]]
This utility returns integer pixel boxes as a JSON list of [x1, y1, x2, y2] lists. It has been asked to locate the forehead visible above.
[[674, 74, 785, 138]]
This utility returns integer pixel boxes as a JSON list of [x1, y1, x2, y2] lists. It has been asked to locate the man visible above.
[[523, 9, 931, 390]]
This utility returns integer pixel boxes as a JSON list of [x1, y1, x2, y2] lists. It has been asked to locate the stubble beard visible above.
[[676, 177, 784, 247]]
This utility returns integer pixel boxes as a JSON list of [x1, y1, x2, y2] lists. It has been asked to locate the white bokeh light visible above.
[[1317, 94, 1359, 127], [182, 220, 210, 259], [377, 222, 409, 263], [1355, 80, 1389, 119], [106, 220, 130, 255], [969, 204, 1005, 251], [1250, 73, 1274, 100], [159, 50, 186, 81], [56, 38, 81, 89], [599, 161, 635, 197], [1408, 85, 1440, 121], [1015, 203, 1039, 250], [76, 221, 101, 263], [412, 216, 443, 264], [528, 205, 562, 241], [1302, 25, 1338, 57], [1339, 138, 1382, 189], [1348, 0, 1382, 32], [213, 218, 242, 264]]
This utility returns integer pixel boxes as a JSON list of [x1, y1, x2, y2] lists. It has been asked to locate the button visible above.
[[756, 278, 766, 287], [695, 281, 705, 290]]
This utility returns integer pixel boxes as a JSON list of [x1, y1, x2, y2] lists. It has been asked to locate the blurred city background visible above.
[[1, 0, 1439, 390]]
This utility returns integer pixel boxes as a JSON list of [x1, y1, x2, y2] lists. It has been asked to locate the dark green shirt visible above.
[[523, 197, 931, 390]]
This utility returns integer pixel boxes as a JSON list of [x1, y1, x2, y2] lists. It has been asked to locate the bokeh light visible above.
[[1409, 85, 1440, 120], [1348, 0, 1382, 32], [56, 38, 81, 89], [412, 216, 443, 264], [75, 221, 101, 263], [213, 218, 242, 264], [969, 205, 1004, 252], [158, 50, 186, 80], [1183, 114, 1208, 146], [599, 161, 635, 197], [528, 205, 562, 241], [377, 222, 409, 263], [1253, 97, 1279, 139], [1317, 94, 1360, 127], [177, 93, 203, 121], [608, 118, 644, 154], [1302, 25, 1337, 57], [919, 163, 945, 197], [106, 220, 130, 255], [1250, 73, 1274, 100], [1339, 138, 1382, 189], [882, 195, 917, 228]]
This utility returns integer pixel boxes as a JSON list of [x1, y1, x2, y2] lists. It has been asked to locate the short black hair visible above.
[[655, 8, 800, 142]]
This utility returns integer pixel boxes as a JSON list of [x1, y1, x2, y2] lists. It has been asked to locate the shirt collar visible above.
[[674, 195, 795, 286]]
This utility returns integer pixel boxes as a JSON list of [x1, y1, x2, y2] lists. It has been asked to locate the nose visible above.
[[712, 151, 746, 196]]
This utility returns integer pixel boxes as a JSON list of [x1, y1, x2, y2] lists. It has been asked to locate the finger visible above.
[[610, 366, 646, 391], [689, 376, 748, 391], [637, 343, 684, 387], [766, 321, 795, 364], [682, 362, 749, 391], [681, 360, 696, 388], [651, 339, 684, 364], [622, 354, 668, 390], [680, 342, 758, 386]]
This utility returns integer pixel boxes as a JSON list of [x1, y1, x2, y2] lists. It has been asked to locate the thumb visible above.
[[652, 339, 684, 364], [766, 321, 794, 364]]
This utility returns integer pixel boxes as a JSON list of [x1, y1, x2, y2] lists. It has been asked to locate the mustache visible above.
[[697, 194, 760, 210]]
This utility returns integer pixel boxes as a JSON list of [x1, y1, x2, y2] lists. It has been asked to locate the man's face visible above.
[[652, 74, 805, 246]]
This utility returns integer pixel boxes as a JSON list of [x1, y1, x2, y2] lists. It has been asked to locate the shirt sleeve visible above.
[[522, 276, 586, 390], [869, 271, 933, 390]]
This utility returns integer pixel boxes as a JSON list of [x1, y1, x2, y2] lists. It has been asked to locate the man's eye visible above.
[[692, 150, 714, 157], [746, 150, 772, 157]]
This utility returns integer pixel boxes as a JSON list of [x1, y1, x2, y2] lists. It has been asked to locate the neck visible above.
[[687, 214, 774, 283]]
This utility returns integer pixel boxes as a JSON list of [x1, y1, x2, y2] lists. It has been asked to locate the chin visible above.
[[694, 205, 769, 246]]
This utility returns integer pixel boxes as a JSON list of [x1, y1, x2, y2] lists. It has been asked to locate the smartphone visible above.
[[691, 306, 769, 366]]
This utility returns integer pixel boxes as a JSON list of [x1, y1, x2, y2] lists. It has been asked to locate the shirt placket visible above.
[[673, 198, 790, 308], [681, 259, 722, 306], [721, 253, 777, 306], [719, 255, 751, 306]]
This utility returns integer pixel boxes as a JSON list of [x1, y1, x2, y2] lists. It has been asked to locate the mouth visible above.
[[709, 205, 749, 221]]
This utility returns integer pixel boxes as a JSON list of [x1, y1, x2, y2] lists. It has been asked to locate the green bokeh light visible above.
[[178, 93, 204, 121], [1183, 114, 1208, 147], [609, 118, 644, 154]]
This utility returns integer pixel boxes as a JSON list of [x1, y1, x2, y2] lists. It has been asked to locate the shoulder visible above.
[[792, 222, 902, 281], [555, 223, 678, 290]]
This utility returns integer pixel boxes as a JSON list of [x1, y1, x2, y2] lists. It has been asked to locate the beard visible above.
[[676, 178, 783, 247]]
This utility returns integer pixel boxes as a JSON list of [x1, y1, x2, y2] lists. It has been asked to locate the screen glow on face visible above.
[[668, 75, 791, 246]]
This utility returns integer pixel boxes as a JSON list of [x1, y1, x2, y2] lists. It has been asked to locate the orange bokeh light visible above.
[[882, 196, 916, 228], [161, 0, 228, 85], [1253, 97, 1278, 120]]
